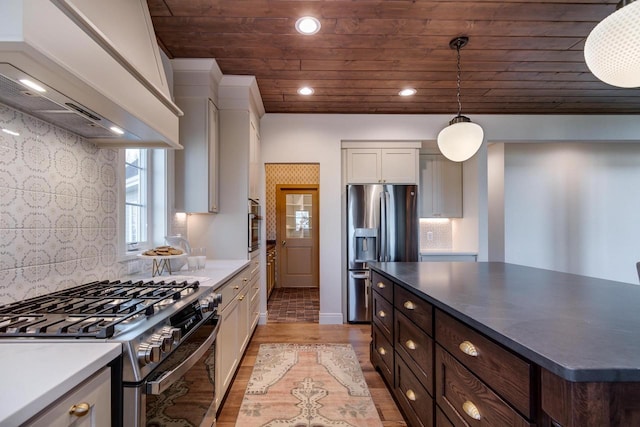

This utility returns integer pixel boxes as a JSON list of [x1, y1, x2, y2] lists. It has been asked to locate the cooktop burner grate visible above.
[[0, 279, 200, 338]]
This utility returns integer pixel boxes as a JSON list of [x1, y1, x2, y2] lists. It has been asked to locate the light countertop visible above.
[[0, 342, 121, 426], [128, 258, 250, 289]]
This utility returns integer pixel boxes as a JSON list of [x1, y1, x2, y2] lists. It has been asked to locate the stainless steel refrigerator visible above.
[[346, 184, 419, 322]]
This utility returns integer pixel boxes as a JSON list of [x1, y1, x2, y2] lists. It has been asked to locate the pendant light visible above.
[[437, 37, 484, 162], [584, 0, 640, 88]]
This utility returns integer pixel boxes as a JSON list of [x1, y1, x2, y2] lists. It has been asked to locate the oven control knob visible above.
[[150, 333, 173, 353], [162, 326, 182, 342], [202, 293, 223, 313], [137, 343, 162, 365]]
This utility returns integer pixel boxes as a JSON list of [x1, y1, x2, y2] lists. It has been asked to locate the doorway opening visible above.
[[265, 163, 320, 323]]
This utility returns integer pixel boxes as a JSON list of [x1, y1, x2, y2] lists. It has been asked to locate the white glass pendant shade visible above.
[[584, 1, 640, 88], [437, 119, 484, 162]]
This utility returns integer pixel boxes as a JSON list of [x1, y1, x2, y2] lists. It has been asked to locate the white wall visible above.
[[504, 143, 640, 284], [260, 114, 640, 322]]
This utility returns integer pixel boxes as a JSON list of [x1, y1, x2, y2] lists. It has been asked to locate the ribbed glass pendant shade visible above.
[[584, 1, 640, 88], [437, 117, 484, 162]]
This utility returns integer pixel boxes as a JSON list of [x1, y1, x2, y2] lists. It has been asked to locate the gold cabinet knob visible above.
[[405, 339, 416, 350], [405, 389, 416, 401], [69, 402, 90, 417], [403, 300, 416, 310], [238, 295, 245, 301], [459, 340, 479, 357], [233, 285, 240, 290], [463, 400, 481, 420], [376, 282, 385, 289], [378, 347, 386, 355], [378, 310, 386, 318]]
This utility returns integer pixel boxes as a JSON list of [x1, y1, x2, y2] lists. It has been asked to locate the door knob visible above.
[[282, 240, 286, 246]]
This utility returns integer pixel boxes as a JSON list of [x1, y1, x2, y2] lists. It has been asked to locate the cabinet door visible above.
[[26, 368, 111, 427], [347, 149, 382, 183], [215, 299, 239, 409], [249, 118, 260, 200], [208, 100, 219, 212], [381, 148, 417, 183], [420, 154, 462, 217], [237, 279, 250, 353]]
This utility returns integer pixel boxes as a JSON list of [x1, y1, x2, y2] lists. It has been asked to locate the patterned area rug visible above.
[[236, 343, 383, 427]]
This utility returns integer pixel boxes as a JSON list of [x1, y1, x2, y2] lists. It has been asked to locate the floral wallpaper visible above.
[[0, 104, 124, 305], [265, 163, 319, 240]]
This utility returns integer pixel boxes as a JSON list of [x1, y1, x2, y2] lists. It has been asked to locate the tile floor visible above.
[[267, 287, 319, 323]]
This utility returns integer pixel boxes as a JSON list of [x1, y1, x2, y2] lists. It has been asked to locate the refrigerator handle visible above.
[[380, 191, 387, 262], [364, 274, 370, 310], [383, 191, 391, 262]]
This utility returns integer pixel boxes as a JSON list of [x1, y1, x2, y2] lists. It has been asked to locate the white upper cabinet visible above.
[[346, 147, 418, 184], [249, 119, 261, 201], [173, 59, 222, 213], [174, 98, 219, 213], [419, 154, 462, 218]]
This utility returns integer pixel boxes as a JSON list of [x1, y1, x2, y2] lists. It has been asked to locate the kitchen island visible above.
[[370, 261, 640, 427]]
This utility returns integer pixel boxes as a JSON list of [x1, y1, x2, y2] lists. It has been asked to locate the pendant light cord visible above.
[[456, 42, 462, 118]]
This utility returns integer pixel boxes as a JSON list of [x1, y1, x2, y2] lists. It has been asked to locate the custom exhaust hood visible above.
[[0, 0, 183, 148]]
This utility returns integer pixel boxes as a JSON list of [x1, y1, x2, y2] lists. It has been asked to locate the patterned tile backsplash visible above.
[[0, 104, 124, 305], [419, 218, 453, 251]]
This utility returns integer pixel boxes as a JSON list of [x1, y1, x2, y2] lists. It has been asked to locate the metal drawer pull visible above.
[[463, 401, 481, 420], [403, 300, 416, 310], [69, 402, 90, 417], [376, 282, 386, 289], [233, 285, 240, 290], [405, 389, 416, 401], [378, 347, 386, 355], [378, 310, 386, 318], [459, 340, 479, 357], [405, 339, 416, 350]]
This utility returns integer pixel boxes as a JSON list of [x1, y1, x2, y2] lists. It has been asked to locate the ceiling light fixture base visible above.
[[449, 36, 469, 50], [449, 115, 471, 126]]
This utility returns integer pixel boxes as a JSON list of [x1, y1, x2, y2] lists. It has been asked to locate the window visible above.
[[125, 149, 149, 251]]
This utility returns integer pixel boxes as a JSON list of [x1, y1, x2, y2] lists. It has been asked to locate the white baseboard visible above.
[[319, 312, 344, 324]]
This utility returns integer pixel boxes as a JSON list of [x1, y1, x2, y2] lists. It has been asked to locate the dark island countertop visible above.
[[370, 261, 640, 382]]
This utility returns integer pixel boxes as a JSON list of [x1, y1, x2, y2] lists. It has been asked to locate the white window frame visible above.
[[119, 148, 153, 259]]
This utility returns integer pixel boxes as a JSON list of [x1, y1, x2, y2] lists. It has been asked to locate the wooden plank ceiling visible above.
[[148, 0, 640, 114]]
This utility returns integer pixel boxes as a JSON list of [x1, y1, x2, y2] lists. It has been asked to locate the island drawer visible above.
[[395, 353, 433, 427], [370, 270, 393, 303], [435, 345, 533, 427], [371, 324, 393, 386], [395, 311, 433, 394], [372, 290, 393, 341], [436, 407, 455, 427], [435, 309, 533, 418], [394, 284, 433, 335], [217, 268, 248, 312]]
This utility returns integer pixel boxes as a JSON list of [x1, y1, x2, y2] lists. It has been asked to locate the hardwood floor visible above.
[[216, 323, 408, 426]]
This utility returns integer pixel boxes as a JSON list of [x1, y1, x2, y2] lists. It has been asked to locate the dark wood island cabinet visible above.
[[369, 262, 640, 427]]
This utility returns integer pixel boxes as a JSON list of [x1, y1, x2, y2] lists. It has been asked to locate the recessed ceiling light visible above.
[[18, 78, 46, 93], [109, 126, 125, 135], [399, 88, 417, 96], [295, 16, 321, 35], [297, 87, 314, 95]]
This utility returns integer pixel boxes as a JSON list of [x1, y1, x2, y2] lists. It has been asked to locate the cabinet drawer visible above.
[[372, 290, 393, 341], [435, 345, 532, 427], [218, 270, 247, 312], [395, 353, 433, 427], [371, 271, 393, 302], [395, 284, 433, 336], [435, 310, 532, 418], [395, 311, 433, 395], [371, 324, 393, 386]]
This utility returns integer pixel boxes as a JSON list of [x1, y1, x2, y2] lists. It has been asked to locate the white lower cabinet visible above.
[[26, 367, 111, 427], [215, 259, 260, 411]]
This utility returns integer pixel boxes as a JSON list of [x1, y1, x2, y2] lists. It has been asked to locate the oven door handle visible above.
[[145, 317, 220, 395]]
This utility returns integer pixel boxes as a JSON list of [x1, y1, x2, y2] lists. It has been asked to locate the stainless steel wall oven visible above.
[[248, 198, 262, 252]]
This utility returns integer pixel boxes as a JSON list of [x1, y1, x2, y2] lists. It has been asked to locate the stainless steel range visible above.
[[0, 278, 222, 426]]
